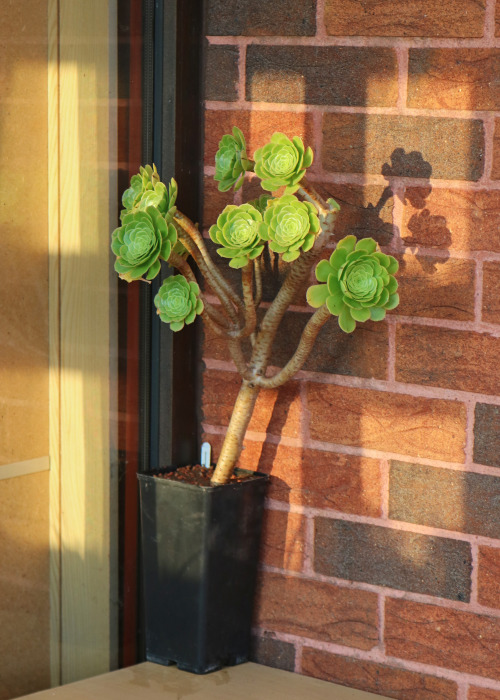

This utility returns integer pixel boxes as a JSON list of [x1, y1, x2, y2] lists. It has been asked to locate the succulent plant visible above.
[[254, 132, 313, 195], [122, 166, 178, 220], [307, 235, 399, 333], [111, 206, 177, 282], [259, 194, 320, 262], [209, 203, 265, 269], [247, 193, 272, 215], [214, 126, 253, 192], [154, 275, 204, 332]]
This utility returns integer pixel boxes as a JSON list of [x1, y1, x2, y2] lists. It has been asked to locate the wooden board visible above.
[[18, 662, 387, 700]]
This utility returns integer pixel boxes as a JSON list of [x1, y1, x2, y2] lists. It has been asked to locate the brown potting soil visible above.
[[154, 464, 257, 486]]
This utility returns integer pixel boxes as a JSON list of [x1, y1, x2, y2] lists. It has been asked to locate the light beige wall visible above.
[[0, 1, 51, 698]]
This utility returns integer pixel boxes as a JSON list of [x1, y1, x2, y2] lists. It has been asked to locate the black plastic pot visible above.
[[137, 468, 269, 674]]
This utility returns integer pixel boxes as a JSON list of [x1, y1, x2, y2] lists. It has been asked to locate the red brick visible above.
[[482, 262, 500, 324], [478, 546, 500, 609], [396, 254, 475, 321], [408, 50, 500, 110], [324, 0, 486, 37], [202, 369, 302, 437], [314, 518, 471, 601], [307, 383, 467, 462], [322, 114, 484, 181], [469, 689, 500, 700], [204, 44, 239, 102], [385, 598, 500, 680], [497, 1, 500, 37], [396, 324, 500, 396], [389, 461, 500, 540], [202, 175, 235, 229], [205, 109, 315, 164], [246, 46, 398, 107], [402, 188, 500, 254], [255, 571, 378, 650], [320, 183, 395, 248], [302, 650, 458, 700], [260, 509, 306, 572], [206, 0, 316, 36], [491, 120, 500, 180]]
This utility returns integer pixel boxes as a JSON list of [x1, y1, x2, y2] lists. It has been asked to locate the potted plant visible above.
[[112, 128, 400, 673]]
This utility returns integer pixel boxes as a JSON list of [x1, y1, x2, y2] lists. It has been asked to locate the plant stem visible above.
[[210, 380, 260, 485]]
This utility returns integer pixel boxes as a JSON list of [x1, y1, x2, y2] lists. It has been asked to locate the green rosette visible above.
[[209, 203, 265, 269], [121, 165, 178, 220], [214, 126, 253, 192], [253, 132, 313, 195], [259, 194, 320, 262], [154, 275, 204, 332], [111, 205, 177, 282], [306, 235, 399, 333]]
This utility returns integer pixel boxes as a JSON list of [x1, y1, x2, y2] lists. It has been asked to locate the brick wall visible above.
[[202, 1, 500, 697]]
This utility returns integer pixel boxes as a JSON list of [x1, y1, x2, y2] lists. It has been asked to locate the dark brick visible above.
[[396, 325, 500, 395], [255, 571, 378, 650], [497, 1, 500, 37], [396, 254, 475, 321], [389, 460, 500, 539], [474, 403, 500, 468], [302, 650, 458, 700], [324, 0, 486, 37], [307, 383, 467, 462], [408, 49, 500, 111], [322, 114, 485, 181], [478, 546, 500, 609], [385, 598, 500, 680], [482, 261, 500, 324], [204, 44, 239, 102], [201, 176, 235, 228], [402, 187, 500, 254], [314, 518, 471, 601], [246, 46, 398, 107], [492, 119, 500, 179], [206, 0, 316, 36], [250, 633, 295, 671]]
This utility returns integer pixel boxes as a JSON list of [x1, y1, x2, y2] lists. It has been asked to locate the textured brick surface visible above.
[[255, 571, 378, 649], [322, 114, 485, 181], [385, 598, 500, 679], [469, 688, 500, 700], [478, 546, 500, 609], [482, 262, 500, 324], [324, 0, 486, 37], [202, 369, 302, 437], [396, 325, 500, 396], [202, 176, 235, 228], [246, 46, 398, 107], [321, 183, 395, 247], [302, 650, 458, 700], [492, 120, 500, 179], [396, 254, 475, 321], [204, 44, 239, 102], [206, 0, 316, 36], [250, 633, 295, 672], [307, 383, 467, 462], [389, 461, 500, 539], [407, 49, 500, 110], [314, 519, 471, 601], [205, 109, 315, 162], [260, 509, 306, 572], [473, 403, 500, 468], [402, 188, 500, 254]]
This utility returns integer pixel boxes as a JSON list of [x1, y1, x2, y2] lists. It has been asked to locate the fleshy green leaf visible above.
[[306, 284, 330, 308]]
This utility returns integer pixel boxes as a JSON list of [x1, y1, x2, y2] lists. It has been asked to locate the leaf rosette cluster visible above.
[[254, 133, 313, 195], [214, 127, 252, 192], [209, 203, 265, 269], [111, 206, 177, 282], [307, 235, 399, 332], [154, 275, 204, 332], [259, 195, 320, 262], [122, 166, 178, 220]]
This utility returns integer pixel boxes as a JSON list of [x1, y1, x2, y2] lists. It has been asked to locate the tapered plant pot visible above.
[[137, 468, 269, 674]]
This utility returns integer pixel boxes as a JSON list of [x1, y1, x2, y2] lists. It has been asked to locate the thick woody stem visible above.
[[238, 262, 257, 338], [254, 258, 262, 308], [210, 380, 260, 485], [254, 305, 331, 388], [227, 339, 251, 379]]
